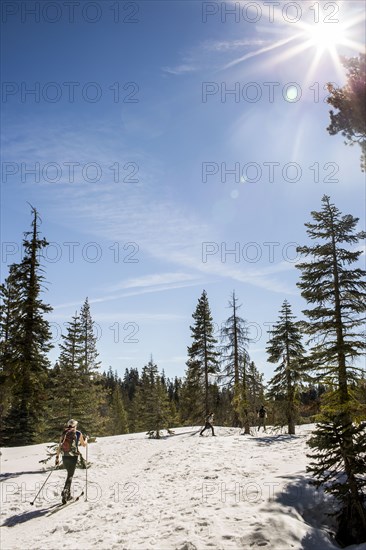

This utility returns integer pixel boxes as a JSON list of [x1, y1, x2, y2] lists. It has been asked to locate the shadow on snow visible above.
[[0, 470, 47, 480], [275, 473, 339, 549], [2, 504, 59, 527]]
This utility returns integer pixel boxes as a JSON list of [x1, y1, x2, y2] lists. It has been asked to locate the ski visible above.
[[46, 491, 84, 516]]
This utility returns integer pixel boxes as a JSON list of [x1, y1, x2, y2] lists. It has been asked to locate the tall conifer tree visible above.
[[183, 290, 219, 423], [80, 297, 101, 374], [220, 291, 251, 429], [297, 196, 366, 541], [48, 302, 107, 438], [266, 300, 305, 434], [296, 195, 366, 406], [137, 358, 171, 438], [1, 206, 53, 445]]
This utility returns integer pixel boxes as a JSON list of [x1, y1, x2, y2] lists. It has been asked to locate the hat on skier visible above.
[[67, 419, 78, 427]]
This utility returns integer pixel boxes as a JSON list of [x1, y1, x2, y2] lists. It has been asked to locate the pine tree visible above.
[[220, 291, 251, 429], [137, 358, 172, 438], [1, 206, 53, 445], [181, 359, 203, 425], [46, 312, 84, 436], [166, 376, 182, 427], [47, 304, 107, 439], [326, 53, 366, 171], [296, 195, 366, 408], [79, 297, 101, 374], [183, 290, 219, 424], [266, 300, 305, 434], [108, 385, 129, 435], [0, 265, 21, 433], [121, 367, 141, 432], [307, 414, 366, 545], [247, 361, 265, 425], [297, 196, 366, 540]]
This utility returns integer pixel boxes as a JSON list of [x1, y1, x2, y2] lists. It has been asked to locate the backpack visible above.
[[259, 408, 266, 418], [60, 428, 79, 455]]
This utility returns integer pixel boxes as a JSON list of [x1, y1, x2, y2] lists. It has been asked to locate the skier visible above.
[[257, 405, 267, 432], [55, 419, 87, 504], [200, 412, 215, 436]]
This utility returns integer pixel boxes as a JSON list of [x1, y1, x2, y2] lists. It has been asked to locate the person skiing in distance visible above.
[[55, 419, 87, 504], [200, 412, 215, 436], [257, 405, 267, 432]]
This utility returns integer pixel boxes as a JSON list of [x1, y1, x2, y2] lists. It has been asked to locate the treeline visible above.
[[1, 197, 366, 544], [0, 203, 323, 444], [100, 365, 326, 436]]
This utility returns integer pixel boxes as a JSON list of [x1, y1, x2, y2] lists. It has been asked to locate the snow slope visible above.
[[1, 425, 365, 550]]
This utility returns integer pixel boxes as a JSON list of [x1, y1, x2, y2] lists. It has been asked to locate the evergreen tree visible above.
[[1, 206, 53, 445], [180, 359, 203, 425], [183, 290, 219, 423], [297, 196, 366, 541], [79, 297, 101, 374], [326, 53, 366, 171], [247, 361, 265, 425], [102, 367, 119, 394], [0, 265, 21, 433], [121, 367, 140, 431], [296, 195, 366, 407], [266, 300, 305, 434], [122, 367, 140, 401], [108, 385, 129, 435], [46, 312, 84, 436], [137, 358, 172, 438], [48, 304, 107, 438], [220, 291, 251, 429], [307, 414, 366, 545], [166, 376, 182, 427]]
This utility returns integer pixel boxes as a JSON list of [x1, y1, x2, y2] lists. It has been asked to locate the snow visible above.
[[1, 424, 366, 550]]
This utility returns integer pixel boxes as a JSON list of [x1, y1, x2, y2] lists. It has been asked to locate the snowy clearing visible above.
[[1, 424, 365, 550]]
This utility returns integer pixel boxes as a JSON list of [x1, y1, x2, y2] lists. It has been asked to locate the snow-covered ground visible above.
[[1, 424, 365, 550]]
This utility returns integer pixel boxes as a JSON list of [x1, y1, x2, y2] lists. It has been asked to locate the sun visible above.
[[224, 1, 365, 78], [305, 21, 346, 54]]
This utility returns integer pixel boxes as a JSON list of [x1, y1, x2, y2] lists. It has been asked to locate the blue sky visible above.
[[1, 0, 365, 381]]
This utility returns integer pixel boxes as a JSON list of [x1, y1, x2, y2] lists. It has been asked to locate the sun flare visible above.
[[224, 1, 365, 78], [306, 21, 346, 53]]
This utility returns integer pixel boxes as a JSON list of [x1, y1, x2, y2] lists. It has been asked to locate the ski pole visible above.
[[30, 466, 57, 505]]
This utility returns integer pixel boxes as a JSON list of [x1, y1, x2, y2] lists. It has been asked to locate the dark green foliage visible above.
[[182, 290, 219, 423], [181, 359, 204, 425], [136, 358, 172, 438], [326, 54, 366, 171], [266, 300, 305, 434], [0, 265, 20, 433], [79, 298, 101, 374], [246, 361, 265, 426], [298, 384, 325, 420], [107, 386, 129, 435], [296, 195, 366, 406], [307, 414, 366, 545], [298, 196, 366, 545], [1, 207, 53, 445], [46, 301, 108, 439]]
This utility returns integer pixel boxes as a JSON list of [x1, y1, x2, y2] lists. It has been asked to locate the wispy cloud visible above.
[[161, 38, 269, 76], [5, 122, 300, 299], [108, 272, 199, 292], [162, 64, 198, 75], [53, 278, 206, 310], [203, 39, 268, 52]]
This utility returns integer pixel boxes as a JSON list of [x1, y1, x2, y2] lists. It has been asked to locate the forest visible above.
[[1, 195, 366, 543]]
